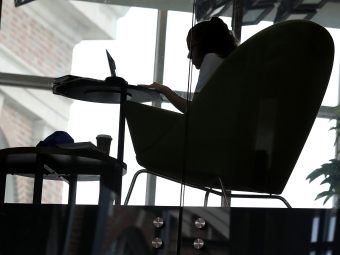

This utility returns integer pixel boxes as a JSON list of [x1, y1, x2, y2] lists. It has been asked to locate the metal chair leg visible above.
[[204, 188, 211, 207], [124, 169, 149, 205], [228, 193, 292, 208], [124, 169, 292, 208], [217, 177, 230, 207]]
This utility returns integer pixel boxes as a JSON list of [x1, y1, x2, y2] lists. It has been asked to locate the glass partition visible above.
[[0, 0, 339, 209]]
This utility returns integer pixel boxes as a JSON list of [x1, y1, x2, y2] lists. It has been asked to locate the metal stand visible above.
[[115, 92, 127, 205], [124, 169, 292, 208], [67, 174, 78, 204], [204, 188, 211, 207], [52, 76, 160, 206], [217, 177, 230, 207], [33, 154, 44, 204]]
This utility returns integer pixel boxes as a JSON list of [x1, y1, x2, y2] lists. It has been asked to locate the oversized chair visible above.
[[123, 20, 334, 207]]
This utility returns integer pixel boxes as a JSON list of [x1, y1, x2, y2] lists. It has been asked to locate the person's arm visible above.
[[160, 85, 191, 113], [139, 82, 192, 113]]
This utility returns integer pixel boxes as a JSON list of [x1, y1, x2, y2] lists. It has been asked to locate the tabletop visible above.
[[52, 76, 161, 104], [0, 147, 127, 181]]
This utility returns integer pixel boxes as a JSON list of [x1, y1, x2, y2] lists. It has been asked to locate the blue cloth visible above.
[[36, 131, 74, 147]]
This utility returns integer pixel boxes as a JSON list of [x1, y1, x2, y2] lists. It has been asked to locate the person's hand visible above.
[[138, 82, 164, 93]]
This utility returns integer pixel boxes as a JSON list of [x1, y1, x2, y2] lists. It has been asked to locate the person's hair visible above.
[[187, 17, 239, 58]]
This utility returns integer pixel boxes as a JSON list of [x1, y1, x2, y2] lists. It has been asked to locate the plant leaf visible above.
[[320, 175, 340, 185], [324, 192, 336, 205], [315, 191, 332, 200], [314, 191, 336, 205], [306, 160, 340, 182], [335, 132, 340, 146]]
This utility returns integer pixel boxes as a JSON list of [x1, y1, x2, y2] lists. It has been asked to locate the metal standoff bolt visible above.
[[195, 217, 206, 229], [193, 238, 204, 249], [152, 237, 163, 248], [153, 217, 164, 228]]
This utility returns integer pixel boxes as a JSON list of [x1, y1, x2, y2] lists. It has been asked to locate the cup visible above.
[[96, 134, 112, 155]]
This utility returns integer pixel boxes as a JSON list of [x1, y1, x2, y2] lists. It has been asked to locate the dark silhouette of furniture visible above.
[[52, 76, 160, 205], [0, 146, 128, 255], [0, 147, 126, 204], [123, 20, 334, 206]]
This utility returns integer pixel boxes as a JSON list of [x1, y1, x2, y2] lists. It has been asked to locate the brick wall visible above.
[[0, 0, 73, 76], [0, 1, 76, 204], [0, 104, 33, 148], [0, 102, 64, 203]]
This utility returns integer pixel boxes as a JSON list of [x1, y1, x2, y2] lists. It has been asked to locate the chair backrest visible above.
[[181, 20, 334, 194]]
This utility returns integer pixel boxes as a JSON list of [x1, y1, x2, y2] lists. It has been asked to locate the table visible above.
[[52, 76, 161, 204], [52, 76, 160, 104], [0, 147, 126, 204]]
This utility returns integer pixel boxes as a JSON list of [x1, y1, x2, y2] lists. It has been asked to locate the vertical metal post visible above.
[[145, 171, 157, 205], [0, 172, 6, 203], [68, 174, 77, 205], [62, 174, 78, 255], [33, 154, 43, 204], [116, 92, 127, 205], [145, 10, 168, 206], [232, 0, 244, 41], [117, 93, 127, 164], [153, 10, 167, 85], [334, 61, 340, 206], [225, 0, 244, 207], [91, 184, 114, 255]]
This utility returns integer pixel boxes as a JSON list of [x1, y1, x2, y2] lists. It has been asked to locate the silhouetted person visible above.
[[139, 17, 239, 113]]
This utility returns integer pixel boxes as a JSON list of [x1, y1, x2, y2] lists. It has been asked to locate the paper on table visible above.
[[57, 142, 104, 153]]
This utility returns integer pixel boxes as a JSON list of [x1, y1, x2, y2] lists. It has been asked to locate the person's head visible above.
[[187, 17, 239, 69]]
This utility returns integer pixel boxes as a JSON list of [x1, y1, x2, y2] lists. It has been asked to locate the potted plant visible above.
[[306, 159, 340, 206], [306, 107, 340, 207]]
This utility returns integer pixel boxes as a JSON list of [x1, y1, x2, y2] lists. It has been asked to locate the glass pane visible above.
[[2, 2, 340, 254], [0, 0, 340, 209], [0, 2, 160, 204]]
